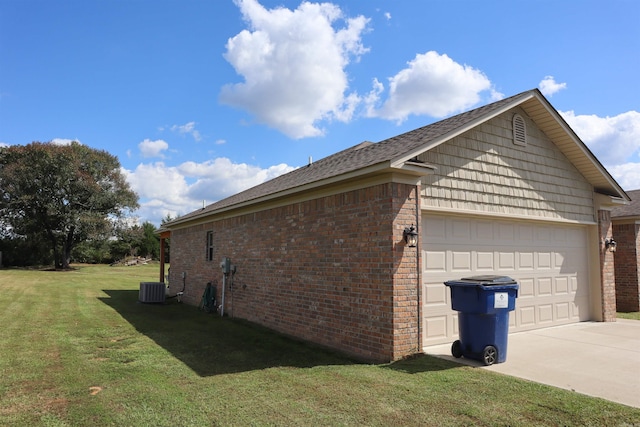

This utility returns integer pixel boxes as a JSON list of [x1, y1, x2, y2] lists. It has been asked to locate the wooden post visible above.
[[159, 231, 170, 283]]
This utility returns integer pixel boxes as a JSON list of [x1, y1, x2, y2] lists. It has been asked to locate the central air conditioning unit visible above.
[[139, 282, 166, 303]]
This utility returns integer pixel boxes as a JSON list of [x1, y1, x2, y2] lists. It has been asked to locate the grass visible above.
[[618, 311, 640, 320], [1, 264, 639, 426]]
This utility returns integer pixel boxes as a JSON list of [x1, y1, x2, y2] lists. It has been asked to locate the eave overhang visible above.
[[165, 160, 436, 229]]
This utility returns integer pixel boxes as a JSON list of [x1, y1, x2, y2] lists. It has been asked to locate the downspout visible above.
[[220, 272, 226, 317], [414, 185, 423, 353], [159, 236, 165, 283]]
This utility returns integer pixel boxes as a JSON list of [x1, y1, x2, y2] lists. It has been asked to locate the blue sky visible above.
[[2, 0, 639, 225]]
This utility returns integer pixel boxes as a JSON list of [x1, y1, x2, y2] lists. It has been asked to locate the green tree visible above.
[[108, 217, 142, 262], [160, 213, 173, 263], [0, 142, 138, 269], [137, 221, 160, 259]]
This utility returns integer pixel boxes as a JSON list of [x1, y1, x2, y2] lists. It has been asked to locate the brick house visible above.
[[160, 89, 630, 362], [611, 189, 640, 312]]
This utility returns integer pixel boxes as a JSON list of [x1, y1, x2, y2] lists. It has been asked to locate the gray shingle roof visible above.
[[612, 189, 640, 218], [166, 88, 629, 228]]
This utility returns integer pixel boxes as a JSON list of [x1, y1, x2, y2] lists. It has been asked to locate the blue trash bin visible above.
[[444, 275, 519, 365]]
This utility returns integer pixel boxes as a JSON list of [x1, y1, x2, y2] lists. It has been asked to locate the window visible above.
[[512, 114, 527, 146], [206, 231, 214, 261]]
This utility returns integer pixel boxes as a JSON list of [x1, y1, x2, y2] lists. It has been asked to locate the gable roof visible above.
[[166, 89, 629, 228], [612, 189, 640, 219]]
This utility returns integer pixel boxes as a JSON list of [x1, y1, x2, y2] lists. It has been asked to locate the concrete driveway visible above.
[[424, 319, 640, 408]]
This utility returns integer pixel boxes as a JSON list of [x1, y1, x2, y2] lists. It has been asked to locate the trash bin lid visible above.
[[459, 275, 517, 285]]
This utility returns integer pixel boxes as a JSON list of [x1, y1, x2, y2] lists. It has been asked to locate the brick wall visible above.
[[390, 184, 421, 359], [613, 222, 640, 312], [169, 182, 421, 362], [598, 210, 617, 321]]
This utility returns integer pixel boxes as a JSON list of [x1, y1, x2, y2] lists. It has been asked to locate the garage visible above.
[[422, 213, 592, 347]]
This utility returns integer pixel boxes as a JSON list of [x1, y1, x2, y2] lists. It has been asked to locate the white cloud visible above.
[[179, 158, 295, 200], [366, 51, 501, 123], [608, 163, 640, 191], [384, 12, 391, 20], [0, 142, 8, 148], [539, 76, 567, 97], [138, 139, 169, 158], [124, 157, 296, 225], [561, 109, 640, 191], [170, 121, 202, 141], [561, 110, 640, 165], [220, 0, 369, 139]]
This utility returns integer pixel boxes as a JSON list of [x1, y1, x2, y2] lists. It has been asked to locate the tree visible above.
[[137, 221, 160, 259], [160, 213, 174, 263], [0, 142, 139, 269]]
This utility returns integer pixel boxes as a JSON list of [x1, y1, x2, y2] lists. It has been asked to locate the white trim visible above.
[[420, 206, 597, 226], [170, 171, 422, 230]]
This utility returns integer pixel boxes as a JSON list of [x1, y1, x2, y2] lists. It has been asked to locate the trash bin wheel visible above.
[[482, 345, 497, 366], [451, 340, 463, 358]]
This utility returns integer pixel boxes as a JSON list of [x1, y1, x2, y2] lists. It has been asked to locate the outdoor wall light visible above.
[[605, 238, 617, 253], [403, 224, 418, 248]]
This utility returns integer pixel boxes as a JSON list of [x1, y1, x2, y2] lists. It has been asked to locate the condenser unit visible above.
[[139, 282, 166, 303]]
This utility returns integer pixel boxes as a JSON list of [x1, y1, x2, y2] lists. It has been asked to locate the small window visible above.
[[513, 114, 527, 146], [206, 231, 214, 261]]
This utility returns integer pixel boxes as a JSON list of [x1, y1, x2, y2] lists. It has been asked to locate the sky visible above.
[[1, 0, 639, 226]]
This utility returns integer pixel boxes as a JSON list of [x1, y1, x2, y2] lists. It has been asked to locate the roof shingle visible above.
[[612, 189, 640, 218], [172, 91, 533, 224]]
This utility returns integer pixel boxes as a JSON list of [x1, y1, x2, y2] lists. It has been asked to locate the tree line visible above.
[[0, 141, 170, 268]]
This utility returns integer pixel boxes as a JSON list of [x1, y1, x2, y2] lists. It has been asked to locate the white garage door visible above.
[[422, 214, 591, 347]]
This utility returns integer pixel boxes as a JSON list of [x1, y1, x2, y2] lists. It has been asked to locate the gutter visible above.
[[165, 160, 437, 229]]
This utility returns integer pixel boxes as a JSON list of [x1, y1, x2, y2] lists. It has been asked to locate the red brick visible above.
[[169, 182, 421, 362]]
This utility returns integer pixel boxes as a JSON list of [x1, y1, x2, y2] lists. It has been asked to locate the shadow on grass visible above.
[[384, 353, 461, 374], [100, 290, 459, 378], [99, 290, 362, 377]]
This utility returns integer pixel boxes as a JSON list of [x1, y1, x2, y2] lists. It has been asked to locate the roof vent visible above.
[[512, 114, 527, 146]]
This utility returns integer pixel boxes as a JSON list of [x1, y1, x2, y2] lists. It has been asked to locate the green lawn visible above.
[[618, 311, 640, 320], [1, 264, 639, 426]]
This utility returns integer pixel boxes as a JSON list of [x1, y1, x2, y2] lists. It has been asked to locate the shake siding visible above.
[[419, 109, 595, 222]]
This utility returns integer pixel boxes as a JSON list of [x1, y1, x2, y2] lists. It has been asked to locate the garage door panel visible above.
[[555, 302, 570, 320], [452, 252, 472, 271], [555, 277, 569, 294], [554, 252, 566, 268], [424, 316, 448, 341], [537, 252, 552, 269], [476, 221, 494, 240], [422, 214, 590, 347], [498, 223, 515, 240], [538, 305, 554, 323], [424, 283, 448, 305], [538, 278, 553, 295], [519, 252, 535, 269], [498, 252, 515, 270], [518, 224, 534, 241], [451, 219, 471, 240], [476, 252, 494, 270], [518, 306, 537, 326], [424, 251, 446, 272], [425, 217, 447, 239], [518, 278, 535, 298]]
